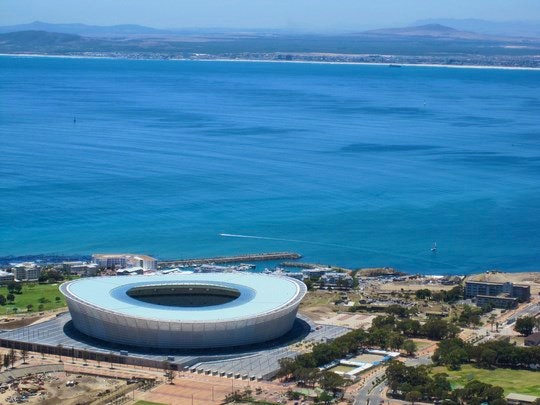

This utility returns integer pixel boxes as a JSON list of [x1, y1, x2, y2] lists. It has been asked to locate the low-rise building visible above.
[[0, 271, 15, 283], [302, 268, 328, 279], [92, 254, 157, 271], [476, 294, 518, 309], [62, 261, 86, 272], [12, 263, 41, 281], [465, 280, 530, 308], [524, 332, 540, 347], [70, 263, 99, 277], [506, 393, 539, 404], [320, 272, 354, 288]]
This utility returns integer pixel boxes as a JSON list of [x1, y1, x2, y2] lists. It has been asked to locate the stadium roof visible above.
[[61, 273, 304, 322]]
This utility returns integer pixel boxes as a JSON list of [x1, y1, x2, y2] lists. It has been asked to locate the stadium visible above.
[[59, 273, 307, 349]]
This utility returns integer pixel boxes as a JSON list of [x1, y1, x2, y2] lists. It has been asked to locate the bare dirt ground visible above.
[[0, 370, 122, 405], [299, 290, 361, 322], [316, 313, 376, 329], [135, 372, 290, 405], [376, 282, 456, 293]]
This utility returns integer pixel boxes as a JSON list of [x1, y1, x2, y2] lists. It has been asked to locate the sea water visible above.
[[1, 56, 539, 274]]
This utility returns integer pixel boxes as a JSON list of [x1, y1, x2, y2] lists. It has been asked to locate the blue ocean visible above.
[[1, 56, 539, 274]]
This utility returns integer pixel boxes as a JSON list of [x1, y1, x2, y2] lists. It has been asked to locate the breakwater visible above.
[[281, 262, 354, 273], [159, 252, 301, 267]]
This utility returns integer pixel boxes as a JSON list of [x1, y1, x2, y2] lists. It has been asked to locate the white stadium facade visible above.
[[60, 273, 307, 349]]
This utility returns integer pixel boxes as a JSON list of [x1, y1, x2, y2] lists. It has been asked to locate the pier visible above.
[[159, 252, 302, 267]]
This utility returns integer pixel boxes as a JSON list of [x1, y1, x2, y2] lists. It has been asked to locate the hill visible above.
[[415, 19, 540, 38], [0, 21, 169, 36], [363, 24, 499, 40]]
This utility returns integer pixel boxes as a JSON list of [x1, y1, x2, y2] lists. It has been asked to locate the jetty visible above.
[[159, 252, 302, 267]]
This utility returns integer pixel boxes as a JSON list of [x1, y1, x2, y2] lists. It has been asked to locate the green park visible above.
[[0, 283, 66, 314], [431, 364, 540, 397]]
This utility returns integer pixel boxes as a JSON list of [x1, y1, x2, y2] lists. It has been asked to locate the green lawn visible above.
[[0, 283, 66, 314], [431, 364, 540, 396], [412, 339, 434, 351]]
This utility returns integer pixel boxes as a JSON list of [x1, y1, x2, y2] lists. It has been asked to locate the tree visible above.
[[57, 344, 63, 362], [422, 318, 460, 340], [9, 348, 16, 368], [165, 369, 176, 384], [3, 354, 10, 370], [402, 340, 417, 357], [319, 371, 345, 394], [26, 304, 33, 312], [20, 349, 28, 364], [7, 293, 15, 303], [277, 357, 297, 379], [82, 349, 89, 365], [38, 304, 44, 311], [0, 295, 6, 306], [478, 348, 497, 369], [405, 391, 422, 405], [55, 296, 62, 304], [318, 391, 334, 405], [514, 316, 536, 336], [488, 313, 497, 331], [415, 289, 432, 300]]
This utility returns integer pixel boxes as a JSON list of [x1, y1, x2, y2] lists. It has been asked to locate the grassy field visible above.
[[412, 339, 434, 351], [431, 365, 540, 396], [0, 283, 66, 314]]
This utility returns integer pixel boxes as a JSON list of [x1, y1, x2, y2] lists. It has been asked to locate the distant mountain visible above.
[[362, 24, 493, 40], [415, 19, 540, 38], [0, 21, 170, 36]]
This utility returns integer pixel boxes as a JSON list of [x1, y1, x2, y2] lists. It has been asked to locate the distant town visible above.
[[2, 22, 540, 68]]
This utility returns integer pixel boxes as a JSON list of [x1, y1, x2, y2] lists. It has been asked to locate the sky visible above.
[[1, 0, 540, 31]]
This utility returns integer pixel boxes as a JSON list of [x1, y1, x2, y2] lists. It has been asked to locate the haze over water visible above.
[[1, 56, 539, 274]]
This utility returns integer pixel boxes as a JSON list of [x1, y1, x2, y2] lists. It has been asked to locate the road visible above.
[[354, 354, 433, 405]]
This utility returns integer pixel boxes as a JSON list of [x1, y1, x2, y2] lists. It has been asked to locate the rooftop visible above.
[[61, 273, 305, 322], [92, 253, 157, 261]]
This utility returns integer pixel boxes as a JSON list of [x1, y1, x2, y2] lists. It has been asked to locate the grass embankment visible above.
[[431, 365, 540, 396], [0, 283, 66, 314], [134, 401, 167, 405]]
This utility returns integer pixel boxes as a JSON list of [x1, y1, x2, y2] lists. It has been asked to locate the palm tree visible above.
[[488, 314, 497, 332], [20, 349, 28, 364], [9, 348, 16, 368], [57, 344, 63, 362]]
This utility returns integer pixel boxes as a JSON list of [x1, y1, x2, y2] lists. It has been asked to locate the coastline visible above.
[[2, 52, 540, 71]]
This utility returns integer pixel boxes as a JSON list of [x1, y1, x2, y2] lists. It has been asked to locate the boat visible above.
[[389, 64, 402, 68], [431, 243, 437, 252]]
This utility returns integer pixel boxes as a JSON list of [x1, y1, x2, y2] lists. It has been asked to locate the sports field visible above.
[[431, 365, 540, 396]]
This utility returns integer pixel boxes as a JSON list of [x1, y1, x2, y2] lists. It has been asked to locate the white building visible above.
[[70, 263, 99, 277], [92, 254, 157, 271], [320, 272, 354, 288], [12, 263, 41, 281], [116, 267, 144, 276], [0, 271, 15, 283]]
